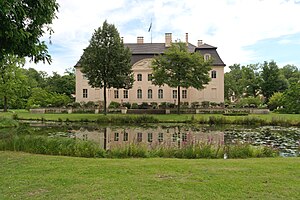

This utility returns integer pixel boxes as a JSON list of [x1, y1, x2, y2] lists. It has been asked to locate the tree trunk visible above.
[[177, 86, 181, 114], [103, 85, 107, 115], [3, 96, 7, 112]]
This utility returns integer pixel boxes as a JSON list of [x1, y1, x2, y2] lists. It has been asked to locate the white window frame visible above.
[[137, 89, 142, 99], [182, 90, 187, 99], [158, 89, 163, 99], [83, 89, 88, 98]]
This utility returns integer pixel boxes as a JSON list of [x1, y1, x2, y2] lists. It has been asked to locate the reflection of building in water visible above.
[[74, 127, 224, 150]]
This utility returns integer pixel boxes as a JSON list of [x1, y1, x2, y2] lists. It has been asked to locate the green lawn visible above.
[[0, 151, 299, 199], [1, 109, 300, 123]]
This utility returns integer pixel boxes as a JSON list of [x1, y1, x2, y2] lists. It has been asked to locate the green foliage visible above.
[[152, 42, 211, 113], [131, 103, 139, 109], [260, 61, 288, 102], [237, 96, 262, 108], [0, 117, 18, 128], [0, 55, 28, 111], [268, 92, 284, 111], [281, 82, 300, 114], [96, 115, 159, 124], [26, 88, 71, 109], [83, 101, 95, 109], [225, 64, 261, 100], [201, 101, 210, 108], [139, 102, 149, 109], [80, 20, 133, 114], [191, 102, 200, 109], [108, 101, 121, 109], [0, 0, 59, 63], [121, 102, 131, 109], [45, 71, 75, 96]]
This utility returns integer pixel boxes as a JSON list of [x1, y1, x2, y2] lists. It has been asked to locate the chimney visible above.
[[185, 33, 188, 46], [121, 37, 124, 43], [165, 33, 172, 47], [198, 40, 203, 47], [137, 36, 144, 44]]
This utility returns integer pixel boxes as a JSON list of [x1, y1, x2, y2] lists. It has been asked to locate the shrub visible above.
[[191, 102, 200, 109], [121, 102, 131, 109], [150, 102, 158, 109], [108, 101, 121, 109], [201, 101, 210, 108], [72, 102, 81, 108], [131, 103, 138, 109], [84, 101, 95, 109], [139, 102, 149, 109]]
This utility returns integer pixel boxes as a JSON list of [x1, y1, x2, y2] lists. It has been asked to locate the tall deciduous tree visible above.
[[80, 20, 133, 114], [260, 61, 288, 102], [151, 42, 211, 114], [0, 55, 28, 112], [0, 0, 59, 64]]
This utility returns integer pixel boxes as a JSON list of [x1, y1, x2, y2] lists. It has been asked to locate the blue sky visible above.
[[26, 0, 300, 74]]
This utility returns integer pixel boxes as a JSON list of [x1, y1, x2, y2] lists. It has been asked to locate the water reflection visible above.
[[73, 126, 225, 150]]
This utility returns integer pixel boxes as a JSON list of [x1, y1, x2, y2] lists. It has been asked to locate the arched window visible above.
[[148, 89, 153, 99], [137, 89, 142, 99], [158, 89, 163, 99], [204, 53, 211, 61], [137, 74, 142, 81], [211, 70, 217, 78]]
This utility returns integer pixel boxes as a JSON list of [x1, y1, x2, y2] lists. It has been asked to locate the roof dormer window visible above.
[[204, 53, 211, 61]]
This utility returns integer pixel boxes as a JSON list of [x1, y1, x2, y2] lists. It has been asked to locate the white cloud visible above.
[[25, 0, 300, 74]]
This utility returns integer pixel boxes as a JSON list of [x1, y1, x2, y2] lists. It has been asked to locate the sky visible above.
[[26, 0, 300, 75]]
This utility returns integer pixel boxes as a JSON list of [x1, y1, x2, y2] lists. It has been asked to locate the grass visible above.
[[1, 109, 300, 124], [0, 134, 278, 158], [0, 151, 299, 199]]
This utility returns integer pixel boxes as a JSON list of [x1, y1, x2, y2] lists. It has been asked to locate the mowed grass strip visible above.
[[1, 110, 300, 124], [0, 151, 299, 200]]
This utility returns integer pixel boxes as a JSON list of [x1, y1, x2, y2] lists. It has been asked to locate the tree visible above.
[[224, 64, 243, 100], [80, 20, 133, 114], [45, 71, 75, 96], [268, 92, 284, 111], [151, 42, 211, 114], [0, 55, 28, 112], [282, 83, 300, 114], [260, 61, 288, 102], [0, 0, 59, 64], [280, 64, 300, 85]]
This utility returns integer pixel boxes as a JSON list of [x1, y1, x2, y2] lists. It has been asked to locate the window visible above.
[[137, 132, 143, 142], [204, 53, 211, 61], [172, 90, 177, 99], [123, 132, 128, 141], [114, 90, 119, 99], [148, 89, 152, 99], [182, 133, 187, 142], [148, 133, 153, 142], [148, 74, 152, 81], [182, 90, 187, 99], [83, 89, 88, 98], [158, 133, 164, 142], [172, 133, 177, 142], [114, 132, 119, 141], [211, 70, 217, 79], [123, 90, 128, 99], [137, 74, 142, 81], [137, 89, 142, 99], [158, 89, 163, 99]]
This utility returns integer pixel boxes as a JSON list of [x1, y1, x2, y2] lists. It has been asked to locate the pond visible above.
[[2, 122, 299, 157]]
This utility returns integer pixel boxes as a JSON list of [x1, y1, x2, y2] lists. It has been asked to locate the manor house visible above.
[[75, 33, 225, 106]]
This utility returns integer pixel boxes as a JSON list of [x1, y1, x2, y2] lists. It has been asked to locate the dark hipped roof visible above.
[[124, 42, 225, 66], [124, 43, 197, 54], [75, 42, 225, 67]]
